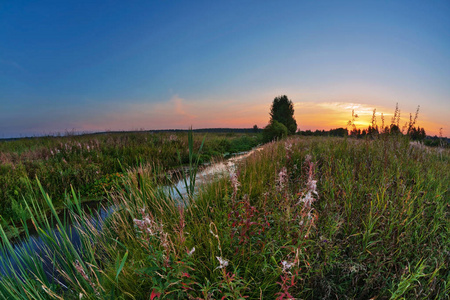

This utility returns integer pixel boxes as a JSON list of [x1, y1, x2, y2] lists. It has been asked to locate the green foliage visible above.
[[408, 126, 426, 141], [262, 120, 288, 142], [269, 95, 297, 134], [299, 127, 348, 137], [424, 136, 449, 147], [202, 135, 261, 158], [0, 135, 448, 299], [0, 132, 260, 222], [82, 172, 125, 199], [177, 128, 205, 201]]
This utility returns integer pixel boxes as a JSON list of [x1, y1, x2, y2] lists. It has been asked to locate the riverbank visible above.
[[0, 131, 261, 239], [1, 135, 448, 299]]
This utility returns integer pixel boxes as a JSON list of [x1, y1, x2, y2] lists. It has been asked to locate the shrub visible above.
[[262, 120, 288, 143]]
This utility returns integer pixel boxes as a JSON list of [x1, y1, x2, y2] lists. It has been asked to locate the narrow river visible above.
[[0, 147, 262, 283]]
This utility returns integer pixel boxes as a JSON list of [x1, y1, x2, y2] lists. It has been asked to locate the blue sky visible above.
[[1, 0, 449, 138]]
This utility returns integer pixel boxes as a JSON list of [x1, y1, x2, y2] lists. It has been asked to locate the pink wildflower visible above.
[[297, 161, 318, 207], [133, 210, 167, 247], [277, 167, 288, 192], [285, 141, 293, 160], [230, 170, 241, 199]]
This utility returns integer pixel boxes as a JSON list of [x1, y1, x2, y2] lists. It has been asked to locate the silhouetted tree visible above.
[[329, 128, 348, 137], [409, 126, 426, 141], [367, 125, 379, 136], [269, 95, 297, 134]]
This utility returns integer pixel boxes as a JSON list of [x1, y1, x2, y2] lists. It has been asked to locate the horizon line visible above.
[[1, 125, 447, 141]]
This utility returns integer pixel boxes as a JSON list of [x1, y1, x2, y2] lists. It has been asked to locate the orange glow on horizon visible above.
[[75, 98, 445, 137]]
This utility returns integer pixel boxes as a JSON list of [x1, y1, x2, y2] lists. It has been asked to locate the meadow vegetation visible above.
[[0, 131, 261, 230], [0, 132, 448, 299]]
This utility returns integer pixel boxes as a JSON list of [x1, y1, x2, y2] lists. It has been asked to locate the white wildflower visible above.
[[188, 247, 196, 256], [133, 213, 163, 237], [281, 260, 294, 273], [168, 135, 178, 142], [284, 141, 292, 152], [277, 167, 288, 192], [230, 170, 241, 198], [159, 232, 170, 248], [307, 179, 318, 196], [143, 216, 152, 225], [297, 191, 315, 207], [285, 141, 293, 159], [297, 160, 318, 207], [146, 227, 157, 235], [215, 256, 229, 270]]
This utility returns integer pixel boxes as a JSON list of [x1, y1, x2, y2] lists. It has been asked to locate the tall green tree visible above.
[[269, 95, 297, 134]]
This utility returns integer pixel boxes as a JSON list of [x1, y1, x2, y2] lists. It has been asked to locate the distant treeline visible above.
[[298, 126, 449, 147], [152, 128, 261, 133], [2, 126, 448, 146], [298, 126, 426, 138], [298, 128, 349, 137]]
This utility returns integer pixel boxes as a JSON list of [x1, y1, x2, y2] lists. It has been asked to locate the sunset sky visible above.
[[1, 0, 449, 138]]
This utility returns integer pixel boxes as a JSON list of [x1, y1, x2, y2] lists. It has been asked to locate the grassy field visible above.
[[0, 134, 449, 299], [0, 131, 261, 225]]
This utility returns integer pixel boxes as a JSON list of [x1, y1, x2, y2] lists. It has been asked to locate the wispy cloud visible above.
[[316, 102, 393, 116], [170, 94, 197, 120]]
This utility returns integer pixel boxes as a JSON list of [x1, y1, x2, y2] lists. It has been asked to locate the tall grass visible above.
[[0, 135, 448, 299], [0, 131, 261, 232]]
